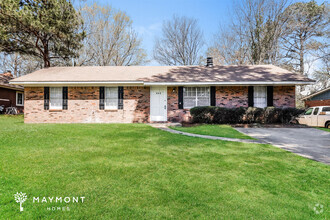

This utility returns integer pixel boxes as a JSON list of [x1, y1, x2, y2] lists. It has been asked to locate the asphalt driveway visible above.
[[235, 128, 330, 164]]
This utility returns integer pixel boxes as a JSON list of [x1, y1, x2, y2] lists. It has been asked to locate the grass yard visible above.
[[0, 115, 329, 219], [317, 127, 330, 132], [171, 124, 254, 139]]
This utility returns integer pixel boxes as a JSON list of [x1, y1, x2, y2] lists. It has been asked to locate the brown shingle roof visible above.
[[10, 65, 314, 85], [0, 73, 24, 90]]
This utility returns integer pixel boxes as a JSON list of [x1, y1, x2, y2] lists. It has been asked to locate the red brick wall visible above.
[[167, 87, 191, 122], [305, 99, 330, 107], [216, 86, 249, 107], [273, 86, 295, 108], [24, 87, 150, 123], [24, 85, 296, 123]]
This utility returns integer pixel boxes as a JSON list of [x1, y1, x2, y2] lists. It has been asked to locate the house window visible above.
[[16, 92, 24, 106], [105, 87, 118, 109], [183, 87, 210, 109], [50, 87, 63, 110], [254, 86, 267, 108]]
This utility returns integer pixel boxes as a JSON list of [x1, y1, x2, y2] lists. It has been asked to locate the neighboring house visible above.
[[10, 63, 313, 123], [302, 87, 330, 107], [0, 72, 24, 113]]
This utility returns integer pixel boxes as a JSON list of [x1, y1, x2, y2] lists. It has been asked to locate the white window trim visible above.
[[104, 87, 118, 110], [16, 91, 24, 106], [183, 86, 210, 109], [49, 87, 63, 110]]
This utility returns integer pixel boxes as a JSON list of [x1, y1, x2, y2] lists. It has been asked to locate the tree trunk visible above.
[[43, 41, 51, 68], [14, 54, 18, 77], [43, 54, 50, 68], [300, 37, 304, 75]]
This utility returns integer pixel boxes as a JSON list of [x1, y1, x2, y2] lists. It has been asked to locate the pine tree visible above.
[[0, 0, 85, 67]]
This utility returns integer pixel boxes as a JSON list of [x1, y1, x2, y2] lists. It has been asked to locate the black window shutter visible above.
[[267, 86, 274, 107], [118, 86, 124, 109], [210, 86, 216, 106], [99, 87, 105, 110], [44, 87, 49, 110], [178, 86, 183, 109], [248, 86, 254, 107], [62, 87, 68, 110]]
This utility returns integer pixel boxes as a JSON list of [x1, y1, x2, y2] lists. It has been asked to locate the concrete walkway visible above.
[[152, 124, 330, 164], [158, 127, 266, 144], [235, 127, 330, 164]]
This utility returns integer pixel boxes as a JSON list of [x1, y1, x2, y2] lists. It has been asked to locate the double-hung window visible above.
[[253, 86, 267, 108], [183, 87, 210, 109], [49, 87, 63, 110], [16, 92, 24, 106], [105, 87, 118, 110]]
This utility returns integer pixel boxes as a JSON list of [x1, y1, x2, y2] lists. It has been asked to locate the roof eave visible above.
[[10, 81, 144, 87], [144, 81, 314, 86], [10, 80, 314, 87], [302, 87, 330, 100], [0, 84, 24, 91]]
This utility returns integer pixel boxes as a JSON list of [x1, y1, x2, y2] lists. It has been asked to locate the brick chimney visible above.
[[206, 57, 213, 67]]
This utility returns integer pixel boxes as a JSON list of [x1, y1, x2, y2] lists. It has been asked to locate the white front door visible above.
[[150, 87, 167, 121]]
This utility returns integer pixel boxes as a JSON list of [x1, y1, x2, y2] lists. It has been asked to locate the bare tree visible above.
[[0, 53, 42, 77], [208, 0, 287, 65], [312, 41, 330, 89], [153, 15, 204, 65], [76, 3, 147, 66], [207, 25, 250, 65]]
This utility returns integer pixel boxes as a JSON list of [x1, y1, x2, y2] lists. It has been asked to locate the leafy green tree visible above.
[[0, 0, 85, 68]]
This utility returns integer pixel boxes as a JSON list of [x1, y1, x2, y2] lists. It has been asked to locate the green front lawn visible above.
[[318, 127, 330, 132], [171, 124, 254, 139], [0, 115, 329, 219]]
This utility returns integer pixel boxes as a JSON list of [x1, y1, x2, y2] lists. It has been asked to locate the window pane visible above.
[[183, 87, 210, 108], [17, 93, 23, 105], [50, 87, 63, 110], [197, 97, 209, 106], [254, 86, 267, 108], [184, 97, 196, 108], [197, 87, 209, 106], [313, 108, 319, 115], [197, 87, 209, 97], [105, 87, 118, 109], [183, 87, 196, 108]]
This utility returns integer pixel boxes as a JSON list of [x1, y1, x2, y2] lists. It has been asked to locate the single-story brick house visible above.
[[0, 72, 24, 113], [10, 64, 313, 123], [302, 87, 330, 107]]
